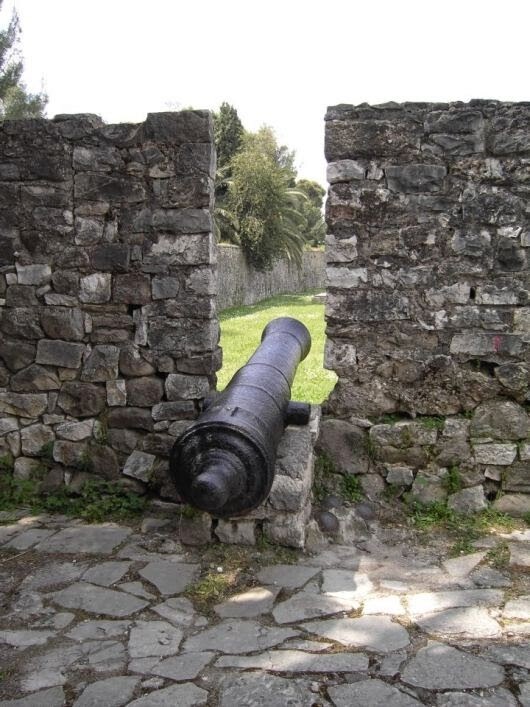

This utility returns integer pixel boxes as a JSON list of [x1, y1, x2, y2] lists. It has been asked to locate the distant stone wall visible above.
[[0, 111, 219, 499], [321, 101, 530, 516], [217, 244, 325, 311]]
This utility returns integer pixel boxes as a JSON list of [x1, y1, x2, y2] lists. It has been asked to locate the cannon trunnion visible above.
[[169, 317, 311, 517]]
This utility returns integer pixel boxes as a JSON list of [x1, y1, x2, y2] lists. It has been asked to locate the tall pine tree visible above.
[[0, 1, 47, 119]]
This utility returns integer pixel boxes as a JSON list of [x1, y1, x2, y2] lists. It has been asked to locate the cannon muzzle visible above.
[[169, 316, 311, 517]]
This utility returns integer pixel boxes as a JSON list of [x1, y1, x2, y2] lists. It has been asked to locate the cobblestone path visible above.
[[0, 513, 528, 706]]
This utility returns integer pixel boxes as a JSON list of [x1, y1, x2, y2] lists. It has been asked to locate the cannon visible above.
[[169, 317, 311, 517]]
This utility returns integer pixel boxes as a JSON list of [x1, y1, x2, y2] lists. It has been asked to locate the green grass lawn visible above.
[[217, 293, 337, 403]]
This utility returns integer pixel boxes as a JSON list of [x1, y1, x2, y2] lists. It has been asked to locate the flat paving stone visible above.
[[218, 672, 314, 707], [128, 620, 183, 658], [401, 640, 505, 690], [378, 650, 408, 677], [66, 620, 131, 641], [21, 561, 89, 590], [118, 582, 155, 600], [407, 589, 504, 616], [437, 688, 518, 706], [214, 586, 280, 618], [328, 678, 422, 706], [127, 683, 208, 706], [442, 552, 486, 578], [301, 615, 410, 652], [470, 567, 512, 588], [38, 525, 131, 554], [481, 643, 530, 669], [51, 582, 148, 617], [216, 649, 369, 673], [73, 676, 140, 707], [0, 629, 55, 647], [282, 639, 333, 651], [31, 612, 75, 631], [5, 529, 56, 550], [183, 619, 298, 654], [0, 687, 66, 706], [519, 682, 530, 707], [509, 543, 530, 568], [152, 597, 206, 628], [503, 596, 530, 619], [22, 641, 126, 692], [321, 569, 373, 600], [138, 652, 215, 681], [363, 595, 405, 615], [273, 592, 355, 624], [138, 561, 199, 595], [256, 564, 319, 589], [414, 606, 502, 638], [82, 561, 132, 587]]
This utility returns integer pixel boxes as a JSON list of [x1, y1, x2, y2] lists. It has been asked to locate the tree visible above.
[[0, 2, 47, 119], [214, 102, 244, 171], [227, 127, 306, 270], [296, 179, 327, 246]]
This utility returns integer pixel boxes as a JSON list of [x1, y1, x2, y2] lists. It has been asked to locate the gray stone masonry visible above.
[[0, 511, 529, 705], [323, 101, 530, 513], [0, 111, 219, 499]]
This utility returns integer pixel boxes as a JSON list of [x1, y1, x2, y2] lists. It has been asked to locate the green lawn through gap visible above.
[[217, 293, 337, 404]]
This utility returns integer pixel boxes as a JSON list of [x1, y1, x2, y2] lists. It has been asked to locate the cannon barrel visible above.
[[169, 317, 311, 517]]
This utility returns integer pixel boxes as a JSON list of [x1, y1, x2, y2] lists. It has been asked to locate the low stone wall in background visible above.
[[216, 244, 325, 311], [0, 111, 219, 500]]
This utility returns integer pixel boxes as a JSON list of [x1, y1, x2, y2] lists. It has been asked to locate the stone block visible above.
[[447, 486, 488, 514], [493, 493, 530, 517], [152, 401, 196, 422], [126, 376, 164, 406], [79, 273, 112, 303], [502, 462, 530, 493], [385, 465, 414, 486], [10, 364, 61, 392], [5, 285, 38, 307], [409, 473, 448, 505], [41, 307, 85, 341], [13, 457, 42, 479], [20, 423, 55, 456], [473, 443, 517, 465], [113, 274, 151, 304], [36, 340, 85, 368], [53, 440, 88, 466], [165, 373, 209, 401], [81, 345, 120, 382], [108, 406, 154, 431], [57, 382, 106, 417], [318, 418, 369, 474], [450, 333, 522, 356], [119, 344, 156, 377], [144, 110, 213, 144], [56, 419, 95, 441], [424, 109, 483, 134], [0, 307, 43, 339], [16, 263, 52, 286], [327, 160, 365, 183], [470, 401, 529, 440], [215, 519, 256, 546], [123, 450, 157, 482], [107, 379, 127, 406], [0, 392, 48, 418], [152, 276, 180, 300], [91, 244, 131, 272], [385, 164, 447, 193]]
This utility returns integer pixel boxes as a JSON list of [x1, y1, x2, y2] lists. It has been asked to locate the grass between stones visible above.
[[0, 474, 146, 524], [406, 502, 527, 557], [184, 540, 297, 614], [218, 291, 337, 403]]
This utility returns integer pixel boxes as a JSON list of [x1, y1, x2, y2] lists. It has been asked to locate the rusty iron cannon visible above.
[[169, 317, 311, 517]]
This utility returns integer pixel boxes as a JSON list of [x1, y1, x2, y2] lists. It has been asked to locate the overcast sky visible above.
[[10, 0, 530, 185]]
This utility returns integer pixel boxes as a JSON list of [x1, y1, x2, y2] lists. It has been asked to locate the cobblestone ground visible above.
[[0, 512, 528, 706]]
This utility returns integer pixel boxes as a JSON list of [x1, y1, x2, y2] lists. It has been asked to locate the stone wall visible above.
[[216, 244, 325, 311], [0, 111, 219, 499], [322, 101, 530, 516]]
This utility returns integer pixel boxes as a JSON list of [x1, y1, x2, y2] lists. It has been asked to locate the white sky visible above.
[[8, 0, 530, 186]]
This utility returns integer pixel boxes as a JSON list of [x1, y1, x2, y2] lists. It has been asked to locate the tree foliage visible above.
[[213, 104, 327, 270], [227, 127, 308, 270], [0, 1, 47, 119]]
